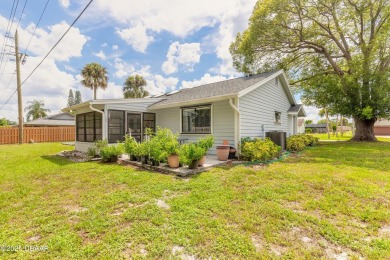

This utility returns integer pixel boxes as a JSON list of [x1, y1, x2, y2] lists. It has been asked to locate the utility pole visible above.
[[15, 30, 23, 144]]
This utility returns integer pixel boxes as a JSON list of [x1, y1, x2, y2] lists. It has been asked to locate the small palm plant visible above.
[[24, 100, 51, 121]]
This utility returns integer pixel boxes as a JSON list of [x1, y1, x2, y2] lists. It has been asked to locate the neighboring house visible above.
[[62, 70, 306, 154], [374, 119, 390, 135], [297, 118, 305, 134], [24, 112, 75, 127], [306, 124, 327, 133]]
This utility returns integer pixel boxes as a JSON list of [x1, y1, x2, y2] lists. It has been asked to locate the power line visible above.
[[15, 0, 28, 31], [22, 0, 50, 55], [0, 0, 17, 72], [0, 0, 94, 111], [0, 0, 22, 83], [21, 0, 94, 86]]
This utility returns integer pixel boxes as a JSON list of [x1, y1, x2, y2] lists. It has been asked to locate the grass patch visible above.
[[0, 142, 389, 258]]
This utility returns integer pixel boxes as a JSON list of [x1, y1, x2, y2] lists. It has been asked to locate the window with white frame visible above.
[[181, 105, 211, 133], [274, 111, 281, 124]]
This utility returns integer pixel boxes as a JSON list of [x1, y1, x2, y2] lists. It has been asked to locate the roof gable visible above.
[[149, 71, 279, 109]]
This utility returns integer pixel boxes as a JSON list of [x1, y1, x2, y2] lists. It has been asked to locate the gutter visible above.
[[229, 98, 240, 153]]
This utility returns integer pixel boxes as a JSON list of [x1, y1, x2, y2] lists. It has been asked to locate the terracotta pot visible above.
[[188, 160, 199, 169], [198, 156, 206, 166], [216, 146, 230, 161], [167, 155, 179, 168], [223, 140, 229, 145]]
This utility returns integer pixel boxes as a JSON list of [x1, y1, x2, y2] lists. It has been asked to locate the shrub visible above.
[[286, 134, 319, 152], [196, 135, 214, 154], [155, 127, 179, 156], [240, 138, 281, 162], [305, 128, 313, 133], [87, 139, 108, 157], [100, 143, 124, 162], [124, 136, 138, 156], [179, 143, 205, 166], [286, 136, 306, 152]]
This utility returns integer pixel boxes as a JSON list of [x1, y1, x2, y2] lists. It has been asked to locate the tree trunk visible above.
[[335, 115, 339, 138], [94, 87, 97, 100], [340, 115, 344, 137], [350, 117, 377, 141], [325, 109, 330, 139]]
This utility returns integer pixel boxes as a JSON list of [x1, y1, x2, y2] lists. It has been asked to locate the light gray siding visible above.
[[152, 100, 235, 155], [239, 77, 292, 139], [75, 142, 93, 153]]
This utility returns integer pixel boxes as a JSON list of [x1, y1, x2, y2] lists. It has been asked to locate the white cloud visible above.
[[93, 50, 107, 60], [303, 106, 322, 123], [116, 23, 154, 53], [112, 59, 178, 95], [162, 42, 201, 75], [207, 0, 257, 76], [181, 73, 228, 89], [101, 43, 108, 47], [59, 0, 70, 8], [113, 58, 135, 78], [0, 15, 88, 121], [90, 0, 256, 55], [112, 45, 119, 50], [22, 21, 88, 61]]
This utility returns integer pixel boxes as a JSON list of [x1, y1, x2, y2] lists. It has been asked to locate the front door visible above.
[[127, 113, 142, 142]]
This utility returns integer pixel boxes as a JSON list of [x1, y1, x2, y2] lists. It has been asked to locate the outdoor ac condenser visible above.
[[265, 131, 287, 151]]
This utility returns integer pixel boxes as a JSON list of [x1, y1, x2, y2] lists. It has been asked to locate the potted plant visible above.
[[139, 141, 150, 164], [124, 136, 138, 161], [99, 143, 124, 163], [153, 127, 180, 168], [179, 143, 205, 169], [196, 135, 214, 166]]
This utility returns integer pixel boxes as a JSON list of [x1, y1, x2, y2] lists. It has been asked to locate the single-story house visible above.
[[24, 112, 75, 127], [374, 119, 390, 135], [306, 124, 327, 133], [62, 70, 306, 154], [297, 118, 305, 134]]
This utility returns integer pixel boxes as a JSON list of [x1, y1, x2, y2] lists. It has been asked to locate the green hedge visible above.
[[286, 134, 319, 152], [240, 137, 281, 162]]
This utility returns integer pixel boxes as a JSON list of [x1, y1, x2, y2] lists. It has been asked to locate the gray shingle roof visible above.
[[288, 104, 303, 113], [24, 113, 75, 126], [149, 71, 278, 109]]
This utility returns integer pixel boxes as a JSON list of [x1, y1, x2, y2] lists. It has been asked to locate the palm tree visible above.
[[80, 63, 108, 100], [24, 100, 51, 121], [123, 75, 149, 98]]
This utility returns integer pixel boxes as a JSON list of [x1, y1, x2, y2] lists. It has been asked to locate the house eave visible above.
[[148, 94, 237, 110], [62, 98, 165, 113]]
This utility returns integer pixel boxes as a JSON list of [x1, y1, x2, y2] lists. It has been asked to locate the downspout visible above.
[[89, 103, 105, 140], [229, 98, 240, 153]]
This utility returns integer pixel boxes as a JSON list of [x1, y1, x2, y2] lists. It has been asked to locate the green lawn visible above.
[[310, 131, 353, 141], [1, 142, 390, 259]]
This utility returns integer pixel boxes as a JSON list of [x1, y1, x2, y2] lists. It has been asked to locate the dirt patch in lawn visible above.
[[57, 150, 91, 162]]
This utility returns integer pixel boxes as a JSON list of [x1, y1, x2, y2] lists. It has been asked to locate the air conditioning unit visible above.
[[265, 131, 286, 150]]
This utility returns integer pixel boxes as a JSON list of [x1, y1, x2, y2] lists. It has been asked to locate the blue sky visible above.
[[0, 0, 320, 122]]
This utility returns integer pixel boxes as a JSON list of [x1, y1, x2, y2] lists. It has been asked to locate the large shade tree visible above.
[[123, 75, 149, 98], [24, 100, 51, 121], [230, 0, 390, 141], [80, 63, 108, 100]]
